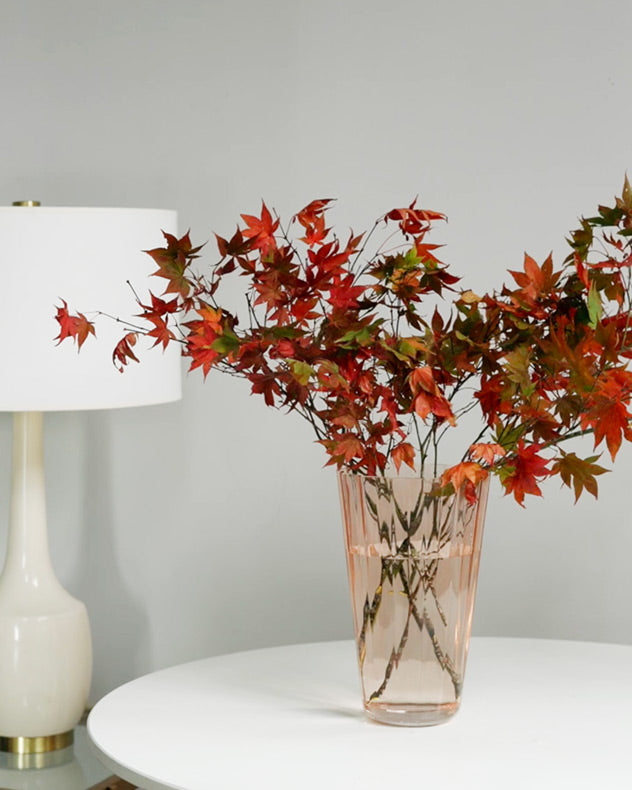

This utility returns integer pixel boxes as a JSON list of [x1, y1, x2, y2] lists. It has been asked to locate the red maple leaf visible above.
[[215, 228, 253, 260], [501, 442, 550, 506], [327, 274, 365, 310], [253, 273, 286, 312], [275, 339, 295, 358], [184, 306, 238, 377], [54, 300, 96, 349], [384, 201, 446, 235], [240, 203, 279, 255], [136, 293, 179, 349], [475, 375, 513, 426], [112, 333, 139, 372], [186, 339, 219, 377], [295, 199, 333, 227], [301, 214, 328, 247], [145, 316, 175, 350], [249, 371, 282, 406], [308, 240, 352, 276], [142, 292, 180, 317], [290, 296, 320, 324]]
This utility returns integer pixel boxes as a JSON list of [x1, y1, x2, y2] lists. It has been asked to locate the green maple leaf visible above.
[[587, 283, 603, 329], [400, 247, 422, 270], [336, 325, 377, 348], [211, 329, 240, 356], [552, 451, 607, 502], [505, 346, 535, 397], [621, 174, 632, 211], [146, 232, 200, 298], [289, 360, 314, 385]]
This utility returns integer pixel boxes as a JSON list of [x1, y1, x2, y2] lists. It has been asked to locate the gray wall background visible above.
[[1, 0, 631, 703]]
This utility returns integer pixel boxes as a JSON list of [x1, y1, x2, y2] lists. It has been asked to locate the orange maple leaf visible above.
[[509, 252, 560, 305], [580, 368, 632, 459], [441, 462, 487, 504], [409, 367, 456, 425], [469, 443, 506, 465], [392, 441, 416, 472]]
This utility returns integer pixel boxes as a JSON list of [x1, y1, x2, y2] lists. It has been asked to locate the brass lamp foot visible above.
[[0, 730, 74, 754]]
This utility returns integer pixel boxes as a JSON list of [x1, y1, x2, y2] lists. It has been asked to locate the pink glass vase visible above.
[[338, 470, 489, 727]]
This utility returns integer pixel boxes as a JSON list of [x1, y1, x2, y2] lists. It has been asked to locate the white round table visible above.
[[88, 637, 632, 790]]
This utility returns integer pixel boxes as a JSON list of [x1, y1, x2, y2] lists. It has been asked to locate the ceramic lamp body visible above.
[[0, 413, 91, 738]]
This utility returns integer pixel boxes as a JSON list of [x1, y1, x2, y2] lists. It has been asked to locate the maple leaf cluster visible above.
[[57, 180, 632, 506]]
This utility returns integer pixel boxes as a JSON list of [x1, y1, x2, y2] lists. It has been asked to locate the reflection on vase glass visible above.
[[339, 471, 489, 726]]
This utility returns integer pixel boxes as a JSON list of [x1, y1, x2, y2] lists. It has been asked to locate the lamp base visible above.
[[0, 413, 92, 747], [0, 730, 74, 754]]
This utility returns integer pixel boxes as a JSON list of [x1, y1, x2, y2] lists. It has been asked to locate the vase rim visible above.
[[337, 464, 451, 481]]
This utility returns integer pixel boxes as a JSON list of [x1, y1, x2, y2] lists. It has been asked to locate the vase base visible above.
[[0, 730, 74, 754], [365, 701, 459, 727]]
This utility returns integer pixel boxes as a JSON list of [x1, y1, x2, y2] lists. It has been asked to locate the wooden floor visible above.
[[87, 778, 137, 790]]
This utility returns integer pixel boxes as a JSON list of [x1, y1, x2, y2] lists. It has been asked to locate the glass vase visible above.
[[338, 470, 489, 727]]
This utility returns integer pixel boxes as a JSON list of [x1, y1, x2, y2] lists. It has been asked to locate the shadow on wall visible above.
[[73, 412, 150, 703]]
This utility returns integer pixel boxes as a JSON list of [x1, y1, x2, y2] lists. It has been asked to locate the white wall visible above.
[[1, 0, 631, 702]]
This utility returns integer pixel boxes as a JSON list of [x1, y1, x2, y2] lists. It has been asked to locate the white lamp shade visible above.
[[0, 206, 182, 411]]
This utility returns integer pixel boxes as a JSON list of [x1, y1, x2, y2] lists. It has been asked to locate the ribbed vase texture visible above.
[[338, 471, 489, 726]]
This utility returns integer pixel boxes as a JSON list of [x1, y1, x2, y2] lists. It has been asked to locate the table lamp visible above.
[[0, 203, 181, 755]]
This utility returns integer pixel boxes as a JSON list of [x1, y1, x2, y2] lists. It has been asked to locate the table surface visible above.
[[88, 637, 632, 790]]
